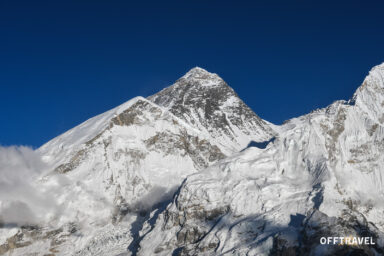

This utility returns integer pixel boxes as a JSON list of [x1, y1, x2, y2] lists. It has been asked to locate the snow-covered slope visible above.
[[0, 67, 274, 256], [137, 63, 384, 256]]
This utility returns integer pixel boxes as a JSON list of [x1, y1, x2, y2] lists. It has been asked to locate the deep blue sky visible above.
[[1, 0, 384, 147]]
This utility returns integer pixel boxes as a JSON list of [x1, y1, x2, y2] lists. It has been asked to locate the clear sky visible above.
[[1, 0, 384, 147]]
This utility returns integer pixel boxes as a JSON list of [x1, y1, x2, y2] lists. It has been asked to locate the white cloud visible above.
[[0, 146, 58, 226]]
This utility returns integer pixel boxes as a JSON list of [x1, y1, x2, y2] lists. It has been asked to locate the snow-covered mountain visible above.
[[1, 64, 384, 256], [138, 63, 384, 255], [148, 67, 274, 154], [0, 67, 274, 256]]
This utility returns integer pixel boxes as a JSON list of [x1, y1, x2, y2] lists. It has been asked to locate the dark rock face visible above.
[[152, 203, 230, 255], [270, 236, 298, 256], [54, 148, 87, 173], [145, 130, 225, 169], [0, 225, 72, 256], [298, 210, 383, 256], [110, 100, 162, 127], [148, 67, 274, 147]]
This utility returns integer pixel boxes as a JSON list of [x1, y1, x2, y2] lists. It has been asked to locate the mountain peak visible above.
[[148, 69, 274, 152], [372, 61, 384, 70], [359, 62, 384, 89], [187, 66, 209, 73], [351, 62, 384, 122], [181, 66, 220, 82]]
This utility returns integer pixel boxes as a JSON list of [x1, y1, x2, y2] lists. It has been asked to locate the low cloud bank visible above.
[[0, 146, 58, 226]]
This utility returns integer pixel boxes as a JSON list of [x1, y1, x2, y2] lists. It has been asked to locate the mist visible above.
[[0, 146, 58, 226]]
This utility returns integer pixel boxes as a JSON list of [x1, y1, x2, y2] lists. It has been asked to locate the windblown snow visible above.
[[1, 64, 384, 255]]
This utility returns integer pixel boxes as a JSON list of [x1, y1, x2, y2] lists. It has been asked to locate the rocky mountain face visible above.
[[1, 64, 384, 256], [148, 67, 274, 153]]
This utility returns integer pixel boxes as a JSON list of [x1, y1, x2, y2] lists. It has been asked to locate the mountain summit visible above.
[[149, 67, 274, 153], [353, 63, 384, 123], [181, 66, 219, 81]]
